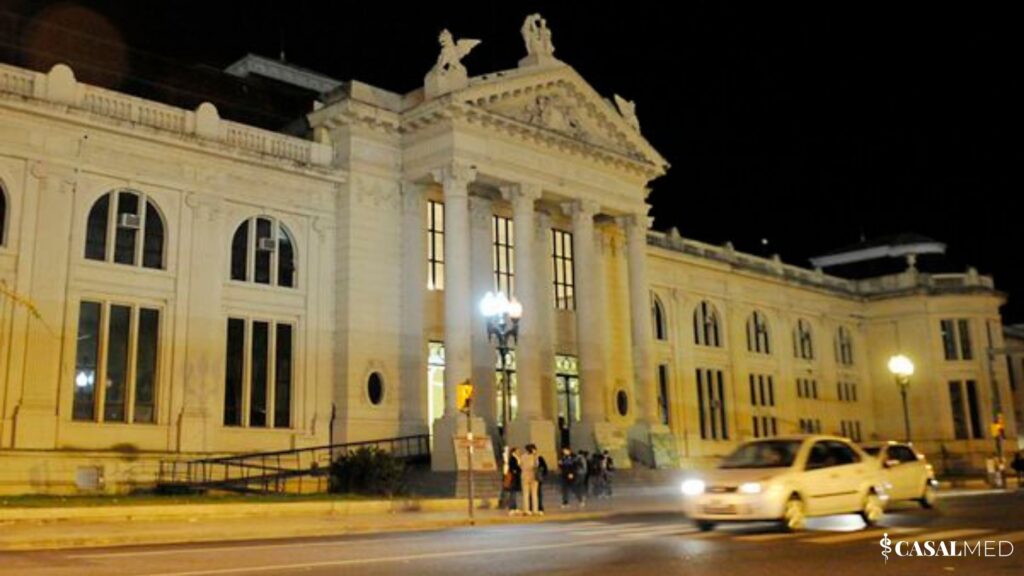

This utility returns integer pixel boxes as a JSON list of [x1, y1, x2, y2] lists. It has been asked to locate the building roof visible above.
[[809, 233, 946, 269]]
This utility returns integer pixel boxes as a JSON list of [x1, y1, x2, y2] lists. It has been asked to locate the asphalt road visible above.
[[2, 490, 1023, 576]]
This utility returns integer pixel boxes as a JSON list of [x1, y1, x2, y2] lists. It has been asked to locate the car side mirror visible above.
[[884, 459, 900, 468]]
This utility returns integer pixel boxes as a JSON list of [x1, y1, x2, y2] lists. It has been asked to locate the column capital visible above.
[[561, 199, 601, 219], [430, 161, 477, 195], [499, 182, 542, 204]]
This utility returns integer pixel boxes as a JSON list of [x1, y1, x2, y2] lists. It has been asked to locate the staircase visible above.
[[157, 435, 431, 494]]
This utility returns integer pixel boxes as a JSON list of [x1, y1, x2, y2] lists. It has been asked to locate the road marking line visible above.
[[619, 527, 699, 539], [907, 528, 992, 542], [804, 527, 921, 545], [570, 522, 651, 535], [733, 532, 808, 542], [66, 534, 436, 560], [131, 533, 676, 576]]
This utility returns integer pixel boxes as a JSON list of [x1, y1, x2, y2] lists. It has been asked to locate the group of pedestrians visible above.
[[558, 447, 615, 508], [501, 444, 615, 515]]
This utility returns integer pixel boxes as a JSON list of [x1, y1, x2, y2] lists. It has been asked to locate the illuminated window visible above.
[[223, 318, 293, 428], [793, 319, 814, 360], [552, 229, 575, 310], [746, 311, 771, 354], [428, 342, 445, 425], [426, 201, 444, 290], [496, 349, 518, 426], [493, 215, 514, 296], [85, 190, 165, 269], [230, 217, 296, 288], [693, 301, 721, 347], [73, 301, 160, 424]]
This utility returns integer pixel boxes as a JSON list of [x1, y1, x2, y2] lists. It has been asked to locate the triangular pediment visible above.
[[454, 65, 669, 174]]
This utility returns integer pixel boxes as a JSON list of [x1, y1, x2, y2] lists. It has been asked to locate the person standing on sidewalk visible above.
[[573, 449, 589, 507], [504, 447, 523, 515], [1012, 450, 1024, 487], [520, 444, 541, 516], [536, 448, 549, 513], [559, 447, 576, 507]]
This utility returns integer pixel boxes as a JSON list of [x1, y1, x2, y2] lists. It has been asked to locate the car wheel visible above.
[[695, 520, 716, 532], [781, 496, 806, 532], [861, 491, 884, 527], [918, 482, 937, 509]]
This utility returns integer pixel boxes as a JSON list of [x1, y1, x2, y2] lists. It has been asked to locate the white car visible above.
[[681, 435, 888, 531], [861, 441, 938, 508]]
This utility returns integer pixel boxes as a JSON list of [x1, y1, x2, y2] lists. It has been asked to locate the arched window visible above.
[[84, 190, 165, 269], [793, 318, 814, 360], [652, 294, 667, 341], [693, 300, 722, 347], [836, 326, 854, 366], [0, 182, 7, 247], [746, 310, 771, 354], [230, 216, 296, 288]]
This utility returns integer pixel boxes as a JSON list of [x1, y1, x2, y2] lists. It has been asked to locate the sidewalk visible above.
[[0, 488, 681, 551]]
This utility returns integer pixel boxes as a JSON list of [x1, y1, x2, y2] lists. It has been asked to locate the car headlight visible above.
[[681, 479, 705, 496], [738, 482, 763, 494]]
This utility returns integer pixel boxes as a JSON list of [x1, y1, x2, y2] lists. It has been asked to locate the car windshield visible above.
[[862, 447, 882, 456], [719, 440, 802, 469]]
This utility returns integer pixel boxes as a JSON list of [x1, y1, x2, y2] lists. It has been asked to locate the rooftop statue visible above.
[[519, 14, 560, 67], [613, 94, 641, 132], [424, 29, 481, 97]]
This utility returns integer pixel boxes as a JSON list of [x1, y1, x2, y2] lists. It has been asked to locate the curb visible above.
[[0, 506, 668, 551]]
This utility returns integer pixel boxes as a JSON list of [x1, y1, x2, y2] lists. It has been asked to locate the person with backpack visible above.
[[573, 449, 589, 507], [558, 446, 576, 507]]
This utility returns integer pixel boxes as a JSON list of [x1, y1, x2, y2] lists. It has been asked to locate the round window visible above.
[[616, 390, 629, 417], [367, 372, 384, 405]]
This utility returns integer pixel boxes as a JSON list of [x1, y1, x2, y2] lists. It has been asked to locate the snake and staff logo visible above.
[[880, 532, 1014, 562]]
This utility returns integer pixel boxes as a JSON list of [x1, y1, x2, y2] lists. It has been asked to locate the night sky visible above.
[[1, 2, 1019, 319]]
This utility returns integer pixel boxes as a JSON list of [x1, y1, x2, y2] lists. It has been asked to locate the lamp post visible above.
[[480, 291, 522, 440], [888, 354, 915, 442]]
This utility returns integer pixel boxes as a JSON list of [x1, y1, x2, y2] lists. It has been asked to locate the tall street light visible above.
[[888, 354, 915, 442], [480, 291, 522, 440]]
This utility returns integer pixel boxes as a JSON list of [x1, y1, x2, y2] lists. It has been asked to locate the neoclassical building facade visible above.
[[0, 17, 1016, 493]]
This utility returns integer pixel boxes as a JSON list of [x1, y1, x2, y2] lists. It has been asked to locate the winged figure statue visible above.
[[432, 29, 481, 76]]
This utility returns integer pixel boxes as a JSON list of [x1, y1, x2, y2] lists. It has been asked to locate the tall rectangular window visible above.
[[696, 368, 728, 440], [958, 319, 974, 360], [72, 301, 161, 424], [941, 318, 974, 361], [496, 349, 518, 427], [428, 342, 446, 427], [965, 379, 982, 439], [551, 229, 575, 310], [134, 308, 159, 423], [274, 324, 293, 429], [555, 354, 581, 427], [657, 364, 670, 426], [948, 380, 968, 439], [73, 302, 102, 421], [492, 215, 514, 296], [223, 317, 294, 428], [426, 201, 445, 290]]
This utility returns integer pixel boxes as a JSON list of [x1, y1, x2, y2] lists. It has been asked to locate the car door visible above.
[[824, 440, 870, 512], [886, 445, 924, 500], [800, 440, 844, 515]]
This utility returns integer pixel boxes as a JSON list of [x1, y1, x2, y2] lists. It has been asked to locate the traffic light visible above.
[[457, 379, 474, 412]]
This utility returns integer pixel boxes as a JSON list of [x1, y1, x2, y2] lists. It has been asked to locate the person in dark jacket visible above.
[[505, 447, 522, 515], [558, 447, 576, 507], [530, 444, 549, 514]]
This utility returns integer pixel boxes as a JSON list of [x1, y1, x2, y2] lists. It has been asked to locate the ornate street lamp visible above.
[[480, 291, 522, 439], [888, 354, 915, 442]]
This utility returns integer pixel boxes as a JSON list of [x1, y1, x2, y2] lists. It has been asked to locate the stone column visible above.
[[625, 212, 659, 425], [505, 184, 556, 459], [398, 182, 428, 436], [469, 195, 497, 432], [430, 162, 485, 470], [12, 162, 74, 450], [567, 200, 607, 451]]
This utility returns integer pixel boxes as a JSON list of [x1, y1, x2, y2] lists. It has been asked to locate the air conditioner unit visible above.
[[118, 213, 141, 229], [257, 237, 277, 252]]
